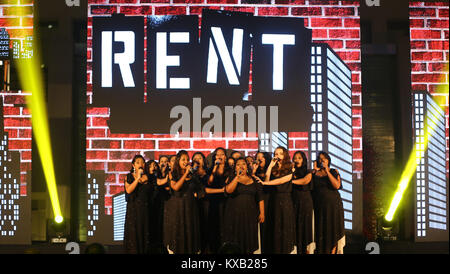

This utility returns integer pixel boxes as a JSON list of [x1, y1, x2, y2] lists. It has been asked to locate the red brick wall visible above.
[[410, 1, 449, 176], [87, 0, 361, 215], [1, 0, 33, 197]]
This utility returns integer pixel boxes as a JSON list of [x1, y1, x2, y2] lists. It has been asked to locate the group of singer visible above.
[[123, 147, 345, 254]]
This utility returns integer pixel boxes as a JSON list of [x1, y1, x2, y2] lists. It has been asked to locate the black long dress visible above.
[[163, 172, 202, 254], [311, 169, 345, 254], [269, 173, 296, 254], [148, 173, 170, 253], [123, 173, 153, 254], [255, 171, 274, 254], [195, 171, 210, 253], [206, 167, 230, 253], [292, 170, 314, 254], [223, 177, 264, 254]]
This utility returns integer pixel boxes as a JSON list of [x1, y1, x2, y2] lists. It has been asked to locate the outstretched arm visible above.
[[205, 187, 225, 194], [262, 174, 293, 186], [291, 173, 312, 185]]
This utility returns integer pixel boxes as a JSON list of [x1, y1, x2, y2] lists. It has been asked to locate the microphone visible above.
[[190, 163, 198, 174], [215, 160, 221, 166]]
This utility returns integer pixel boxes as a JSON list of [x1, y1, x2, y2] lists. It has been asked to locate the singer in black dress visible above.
[[252, 151, 273, 254], [311, 151, 345, 254], [151, 155, 171, 253], [206, 147, 231, 253], [223, 157, 265, 254], [291, 151, 314, 254], [124, 155, 152, 254], [192, 152, 211, 253], [264, 147, 296, 254], [163, 150, 202, 254]]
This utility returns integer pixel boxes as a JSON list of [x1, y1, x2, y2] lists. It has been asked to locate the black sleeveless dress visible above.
[[269, 173, 296, 254], [123, 173, 153, 254], [195, 172, 210, 253], [311, 169, 345, 254], [206, 167, 230, 253], [255, 171, 274, 254], [148, 173, 170, 253], [163, 173, 202, 254], [292, 170, 314, 253], [223, 177, 264, 254]]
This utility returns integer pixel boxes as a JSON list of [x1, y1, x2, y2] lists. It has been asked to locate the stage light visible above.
[[55, 215, 64, 224], [385, 81, 448, 223], [10, 6, 63, 225]]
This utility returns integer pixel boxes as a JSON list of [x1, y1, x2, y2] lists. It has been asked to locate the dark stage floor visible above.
[[0, 241, 448, 254]]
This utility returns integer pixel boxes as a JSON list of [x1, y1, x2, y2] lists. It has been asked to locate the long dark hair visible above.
[[255, 151, 272, 175], [130, 154, 145, 173], [192, 151, 207, 170], [172, 150, 190, 181], [145, 159, 159, 179], [271, 146, 293, 178], [211, 147, 230, 172], [292, 151, 308, 179]]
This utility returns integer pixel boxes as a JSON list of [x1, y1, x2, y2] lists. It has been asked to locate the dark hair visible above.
[[228, 157, 235, 164], [271, 146, 293, 178], [145, 159, 160, 179], [192, 151, 207, 170], [317, 151, 331, 167], [232, 157, 252, 177], [292, 151, 308, 179], [256, 151, 272, 173], [212, 147, 230, 168], [130, 154, 145, 173], [159, 155, 169, 162], [172, 150, 190, 181], [231, 151, 242, 159]]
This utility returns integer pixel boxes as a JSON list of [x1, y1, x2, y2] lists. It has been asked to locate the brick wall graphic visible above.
[[0, 0, 33, 197], [87, 0, 362, 215], [0, 0, 33, 244], [410, 1, 449, 177]]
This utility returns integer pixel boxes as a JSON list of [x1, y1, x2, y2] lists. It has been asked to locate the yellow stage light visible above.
[[385, 72, 448, 222], [10, 1, 63, 223]]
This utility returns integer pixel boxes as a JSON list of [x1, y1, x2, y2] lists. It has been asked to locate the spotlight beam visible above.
[[385, 85, 448, 222], [11, 3, 63, 222]]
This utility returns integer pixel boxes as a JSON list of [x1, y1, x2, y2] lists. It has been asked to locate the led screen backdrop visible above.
[[409, 1, 449, 242], [86, 0, 362, 244], [0, 0, 33, 245]]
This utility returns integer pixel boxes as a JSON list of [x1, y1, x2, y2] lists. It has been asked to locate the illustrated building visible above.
[[86, 171, 114, 244], [0, 99, 25, 242], [309, 43, 354, 230], [413, 91, 448, 241], [112, 192, 126, 242]]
